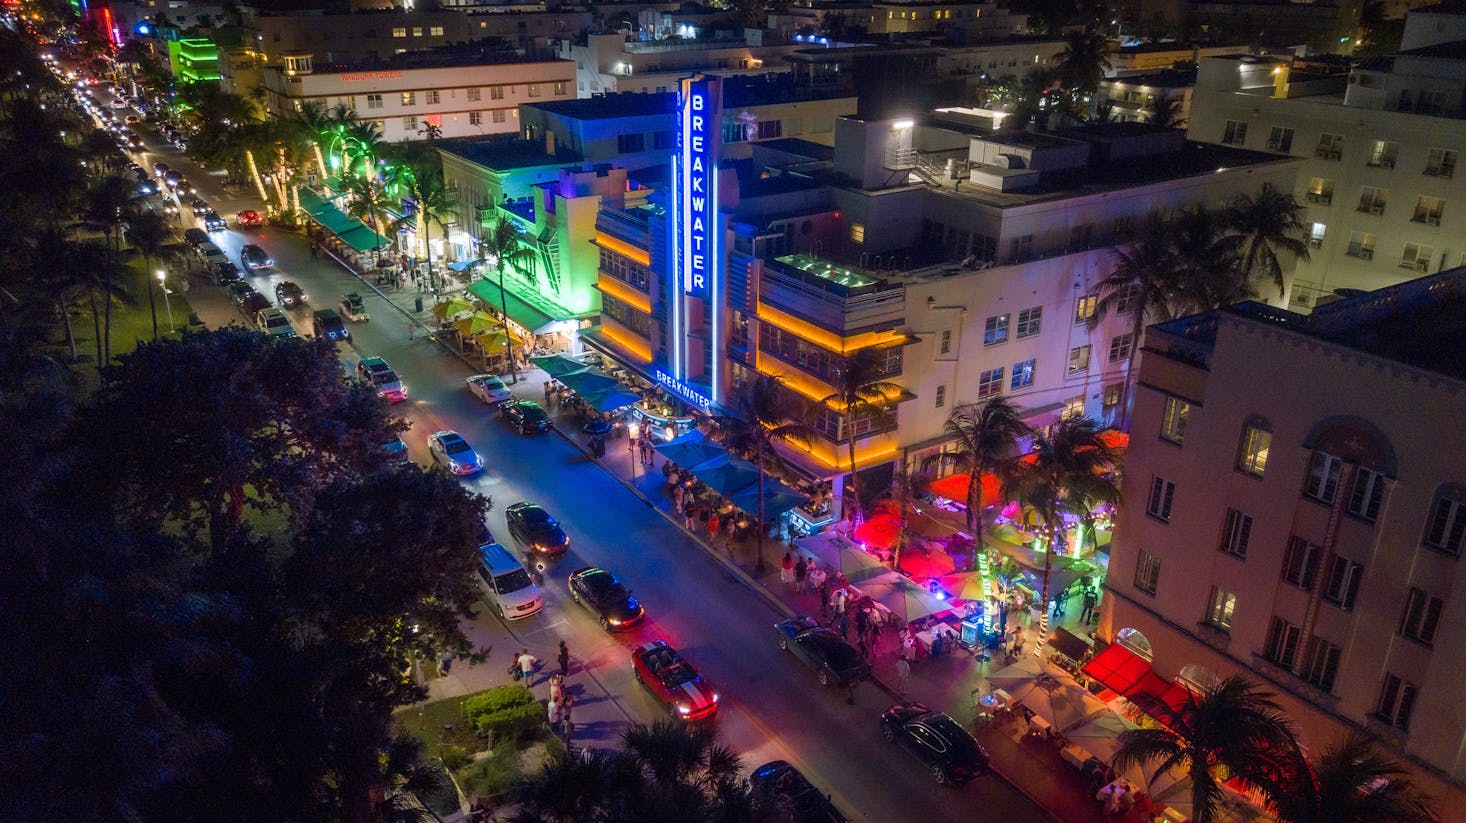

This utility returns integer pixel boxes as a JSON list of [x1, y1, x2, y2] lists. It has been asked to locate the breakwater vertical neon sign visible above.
[[670, 74, 722, 404]]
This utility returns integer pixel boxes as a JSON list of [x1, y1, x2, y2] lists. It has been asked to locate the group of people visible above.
[[509, 641, 578, 740]]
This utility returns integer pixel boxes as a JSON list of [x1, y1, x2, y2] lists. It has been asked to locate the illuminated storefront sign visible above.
[[654, 369, 713, 411], [678, 76, 718, 299]]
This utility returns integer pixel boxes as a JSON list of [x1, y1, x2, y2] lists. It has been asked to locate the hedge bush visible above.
[[463, 685, 535, 724], [472, 703, 543, 741]]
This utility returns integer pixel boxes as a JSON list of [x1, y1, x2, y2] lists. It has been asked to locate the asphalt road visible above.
[[101, 89, 1049, 823]]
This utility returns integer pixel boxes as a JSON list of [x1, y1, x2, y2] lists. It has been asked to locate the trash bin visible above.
[[414, 296, 424, 313]]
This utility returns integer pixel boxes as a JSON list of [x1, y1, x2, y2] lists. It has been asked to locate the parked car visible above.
[[879, 703, 989, 786], [311, 308, 349, 341], [203, 211, 226, 232], [467, 374, 512, 404], [500, 399, 551, 435], [274, 280, 306, 308], [774, 616, 871, 687], [567, 566, 644, 631], [236, 209, 264, 227], [255, 307, 295, 338], [239, 291, 272, 317], [210, 260, 242, 285], [427, 430, 481, 476], [152, 161, 169, 176], [197, 242, 228, 271], [379, 435, 410, 464], [476, 541, 543, 620], [356, 356, 406, 402], [631, 640, 719, 721], [182, 227, 209, 247], [505, 502, 569, 557], [189, 196, 210, 216], [749, 761, 849, 823], [339, 293, 369, 322], [242, 244, 274, 271]]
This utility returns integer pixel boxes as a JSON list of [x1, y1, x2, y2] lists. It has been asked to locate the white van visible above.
[[475, 541, 543, 620]]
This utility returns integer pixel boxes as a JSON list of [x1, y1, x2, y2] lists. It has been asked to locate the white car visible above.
[[428, 430, 482, 476], [466, 374, 512, 404]]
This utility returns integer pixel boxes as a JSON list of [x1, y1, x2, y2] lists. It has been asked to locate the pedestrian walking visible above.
[[1080, 587, 1098, 624], [310, 242, 319, 260], [832, 586, 848, 617], [509, 649, 528, 681], [855, 606, 870, 638], [780, 552, 794, 585], [518, 650, 539, 683], [557, 641, 570, 678], [672, 483, 685, 508], [407, 320, 415, 340], [561, 694, 575, 739], [895, 655, 912, 693], [707, 512, 720, 544], [794, 556, 808, 592], [544, 381, 553, 404], [698, 505, 711, 534], [682, 498, 696, 530], [547, 695, 561, 735]]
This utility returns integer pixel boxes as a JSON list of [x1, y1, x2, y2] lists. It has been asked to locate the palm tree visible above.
[[1147, 93, 1187, 129], [1056, 30, 1113, 96], [77, 174, 142, 368], [1113, 675, 1304, 823], [1223, 183, 1312, 299], [823, 348, 904, 525], [710, 374, 813, 573], [927, 397, 1029, 546], [122, 209, 179, 341], [478, 217, 536, 382], [344, 174, 396, 263], [408, 171, 457, 292], [1271, 735, 1439, 823], [620, 720, 749, 818], [1001, 416, 1117, 635], [1090, 210, 1185, 429]]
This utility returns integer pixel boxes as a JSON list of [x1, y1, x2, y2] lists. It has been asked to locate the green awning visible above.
[[467, 277, 562, 335], [315, 208, 358, 236], [296, 187, 333, 217], [338, 224, 390, 253]]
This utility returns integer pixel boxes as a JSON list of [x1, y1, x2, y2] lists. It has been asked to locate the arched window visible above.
[[1301, 416, 1397, 522], [1115, 627, 1152, 660], [1235, 415, 1272, 477]]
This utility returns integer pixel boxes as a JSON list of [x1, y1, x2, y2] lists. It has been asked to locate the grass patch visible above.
[[394, 694, 483, 755], [455, 739, 527, 801]]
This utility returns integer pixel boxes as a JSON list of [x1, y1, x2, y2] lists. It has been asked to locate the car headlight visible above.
[[712, 692, 720, 702], [677, 704, 691, 715], [607, 617, 622, 626]]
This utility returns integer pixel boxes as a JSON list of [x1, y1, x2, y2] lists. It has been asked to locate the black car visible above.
[[241, 243, 274, 271], [226, 280, 256, 306], [189, 196, 210, 216], [203, 210, 226, 231], [568, 566, 644, 631], [749, 761, 849, 823], [210, 260, 242, 285], [182, 227, 209, 247], [275, 280, 307, 308], [501, 400, 551, 435], [239, 291, 272, 316], [311, 308, 350, 341], [774, 616, 871, 687], [505, 502, 569, 558], [879, 703, 990, 786]]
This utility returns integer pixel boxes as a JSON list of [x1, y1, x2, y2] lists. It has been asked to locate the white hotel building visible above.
[[260, 50, 575, 143]]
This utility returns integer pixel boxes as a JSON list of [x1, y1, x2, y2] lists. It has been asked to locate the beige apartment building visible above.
[[1100, 271, 1466, 809], [260, 51, 575, 142], [1187, 4, 1466, 311]]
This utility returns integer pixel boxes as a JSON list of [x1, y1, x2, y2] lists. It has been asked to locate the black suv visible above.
[[505, 502, 569, 557], [311, 308, 349, 341], [182, 227, 209, 247], [501, 400, 551, 435], [210, 260, 242, 285], [879, 703, 990, 786], [275, 280, 307, 308], [750, 761, 848, 823]]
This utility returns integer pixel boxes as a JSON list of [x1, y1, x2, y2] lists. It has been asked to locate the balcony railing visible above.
[[1305, 191, 1332, 205]]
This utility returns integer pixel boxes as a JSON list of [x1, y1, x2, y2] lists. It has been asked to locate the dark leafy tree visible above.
[[1271, 735, 1439, 823], [1223, 182, 1312, 298], [823, 348, 904, 524]]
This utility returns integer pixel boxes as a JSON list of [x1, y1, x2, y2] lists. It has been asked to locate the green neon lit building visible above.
[[168, 38, 221, 84]]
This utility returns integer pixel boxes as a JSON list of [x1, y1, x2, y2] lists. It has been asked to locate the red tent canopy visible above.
[[926, 473, 1003, 505], [1082, 643, 1153, 695], [852, 515, 901, 550]]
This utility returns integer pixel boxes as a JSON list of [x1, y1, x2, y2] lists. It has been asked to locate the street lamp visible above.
[[150, 269, 162, 340], [628, 422, 641, 480], [157, 270, 174, 334]]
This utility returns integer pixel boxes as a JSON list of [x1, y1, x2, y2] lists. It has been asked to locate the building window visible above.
[[1016, 306, 1042, 338], [467, 87, 481, 101], [397, 91, 414, 106], [1346, 231, 1376, 260], [1265, 126, 1294, 152], [978, 367, 1004, 398], [1282, 537, 1321, 590], [939, 329, 951, 354], [490, 86, 504, 100], [758, 119, 782, 139], [1375, 675, 1418, 731], [983, 314, 1010, 346], [1135, 550, 1160, 595], [1221, 119, 1248, 146], [366, 94, 383, 109], [492, 110, 506, 123], [430, 25, 444, 36], [1347, 468, 1386, 521], [849, 223, 865, 243], [1108, 333, 1133, 363], [1011, 359, 1035, 389], [1411, 196, 1445, 226], [1398, 587, 1442, 645], [1308, 222, 1326, 249], [1424, 148, 1457, 178], [1302, 637, 1341, 692], [1067, 345, 1091, 375], [1264, 617, 1301, 668], [1306, 177, 1334, 205], [411, 26, 423, 37], [1147, 476, 1175, 522], [403, 116, 417, 130], [1075, 293, 1097, 323], [1357, 186, 1387, 215], [1062, 396, 1084, 420], [1237, 425, 1271, 476], [527, 84, 541, 98], [1010, 234, 1033, 261], [1367, 139, 1399, 169], [554, 81, 568, 96], [392, 26, 406, 38], [425, 90, 440, 105], [1315, 132, 1343, 161], [1423, 491, 1466, 556], [935, 385, 946, 408], [1321, 556, 1363, 611], [1159, 397, 1188, 444], [1304, 451, 1343, 503], [598, 247, 651, 291], [1203, 587, 1237, 631], [1220, 509, 1252, 559], [1102, 383, 1121, 409], [469, 111, 481, 125], [1398, 241, 1435, 274], [617, 133, 645, 153], [600, 293, 651, 337], [1115, 283, 1140, 314]]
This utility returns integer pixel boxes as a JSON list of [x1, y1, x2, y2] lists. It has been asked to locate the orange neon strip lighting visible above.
[[600, 323, 653, 363], [595, 233, 651, 267], [595, 275, 652, 314], [757, 302, 912, 354]]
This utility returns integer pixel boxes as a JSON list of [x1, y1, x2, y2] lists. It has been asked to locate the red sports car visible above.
[[236, 209, 265, 228], [632, 641, 719, 721]]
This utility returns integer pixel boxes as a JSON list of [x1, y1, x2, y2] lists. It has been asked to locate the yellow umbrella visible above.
[[453, 312, 498, 337], [473, 330, 510, 354], [432, 297, 475, 320]]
